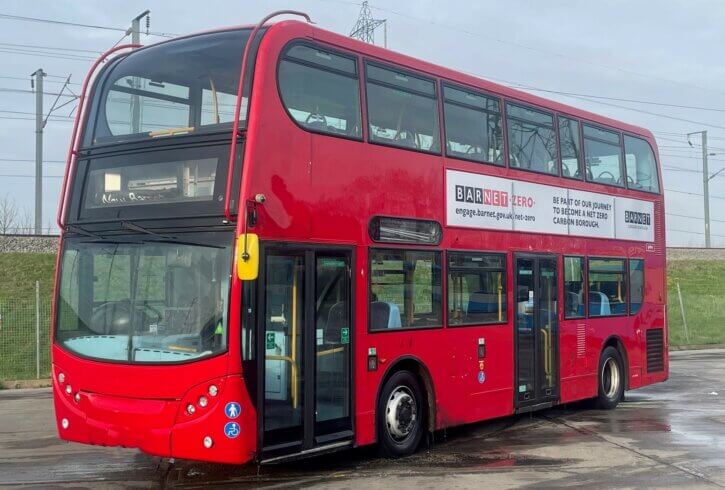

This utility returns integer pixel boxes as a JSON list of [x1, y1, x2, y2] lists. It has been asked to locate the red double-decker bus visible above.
[[52, 12, 667, 464]]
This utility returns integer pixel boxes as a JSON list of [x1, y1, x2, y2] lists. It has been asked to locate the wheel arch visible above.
[[602, 335, 630, 390], [374, 355, 437, 436]]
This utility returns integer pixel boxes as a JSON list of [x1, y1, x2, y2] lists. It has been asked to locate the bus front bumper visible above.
[[52, 367, 256, 464]]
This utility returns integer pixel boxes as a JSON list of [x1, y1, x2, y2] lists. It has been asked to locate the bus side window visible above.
[[447, 252, 507, 326], [443, 85, 504, 165], [278, 44, 362, 139], [629, 259, 644, 314], [365, 63, 440, 153], [559, 117, 582, 180], [369, 249, 442, 330], [583, 125, 623, 187], [588, 258, 626, 316], [564, 256, 585, 319], [506, 103, 558, 175]]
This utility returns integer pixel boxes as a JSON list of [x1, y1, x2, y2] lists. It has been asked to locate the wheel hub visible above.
[[385, 387, 417, 440], [602, 357, 620, 399]]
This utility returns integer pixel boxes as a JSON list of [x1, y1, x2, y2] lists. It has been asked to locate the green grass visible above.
[[0, 253, 56, 302], [667, 259, 725, 346]]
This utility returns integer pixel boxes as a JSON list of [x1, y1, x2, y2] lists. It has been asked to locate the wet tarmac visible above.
[[1, 349, 724, 488]]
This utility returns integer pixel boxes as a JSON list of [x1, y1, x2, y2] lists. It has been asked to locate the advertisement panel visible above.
[[446, 169, 654, 242]]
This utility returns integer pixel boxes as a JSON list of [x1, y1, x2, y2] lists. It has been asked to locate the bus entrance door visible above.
[[514, 255, 559, 411], [258, 247, 353, 460]]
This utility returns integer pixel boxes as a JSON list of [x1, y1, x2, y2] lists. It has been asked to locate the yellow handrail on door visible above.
[[291, 264, 298, 409], [540, 327, 552, 386]]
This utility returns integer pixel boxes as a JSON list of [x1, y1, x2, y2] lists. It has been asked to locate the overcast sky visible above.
[[0, 0, 723, 246]]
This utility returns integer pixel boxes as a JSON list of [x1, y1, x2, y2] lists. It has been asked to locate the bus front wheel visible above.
[[595, 346, 625, 409], [377, 370, 424, 458]]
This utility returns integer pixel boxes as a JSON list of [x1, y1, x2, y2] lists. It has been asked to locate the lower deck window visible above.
[[564, 256, 585, 318], [588, 258, 626, 316], [629, 259, 644, 314], [369, 249, 441, 329], [448, 252, 506, 326]]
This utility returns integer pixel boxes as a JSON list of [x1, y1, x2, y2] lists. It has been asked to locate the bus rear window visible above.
[[624, 136, 660, 193]]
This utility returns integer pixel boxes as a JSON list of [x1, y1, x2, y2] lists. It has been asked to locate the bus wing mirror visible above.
[[237, 233, 259, 281]]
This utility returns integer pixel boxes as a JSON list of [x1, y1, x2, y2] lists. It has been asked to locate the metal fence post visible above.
[[35, 280, 40, 379], [676, 282, 690, 343]]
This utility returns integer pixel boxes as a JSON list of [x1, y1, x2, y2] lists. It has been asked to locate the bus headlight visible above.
[[186, 404, 196, 415], [203, 436, 213, 448]]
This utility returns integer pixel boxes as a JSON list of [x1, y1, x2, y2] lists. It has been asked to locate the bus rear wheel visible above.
[[595, 346, 625, 409], [377, 370, 424, 458]]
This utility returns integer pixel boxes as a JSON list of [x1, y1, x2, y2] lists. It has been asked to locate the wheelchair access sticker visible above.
[[224, 422, 240, 439], [225, 402, 241, 419]]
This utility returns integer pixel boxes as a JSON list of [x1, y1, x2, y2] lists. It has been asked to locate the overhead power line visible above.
[[0, 48, 96, 62], [0, 42, 101, 54], [665, 188, 725, 199], [0, 13, 175, 38], [667, 212, 725, 224], [360, 2, 725, 97], [0, 75, 80, 86], [0, 158, 64, 163], [0, 87, 75, 97], [511, 86, 725, 113]]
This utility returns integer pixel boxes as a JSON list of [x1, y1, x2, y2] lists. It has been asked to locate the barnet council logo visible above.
[[455, 185, 509, 208]]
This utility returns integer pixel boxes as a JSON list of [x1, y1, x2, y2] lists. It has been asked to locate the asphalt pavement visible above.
[[1, 349, 724, 488]]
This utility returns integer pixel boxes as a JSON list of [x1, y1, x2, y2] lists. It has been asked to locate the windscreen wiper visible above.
[[121, 220, 174, 239], [67, 224, 105, 240], [121, 220, 223, 249]]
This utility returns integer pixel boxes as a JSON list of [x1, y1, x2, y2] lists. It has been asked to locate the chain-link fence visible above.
[[0, 282, 52, 380]]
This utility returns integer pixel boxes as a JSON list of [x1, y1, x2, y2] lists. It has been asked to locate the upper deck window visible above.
[[506, 103, 557, 175], [278, 44, 362, 138], [443, 85, 503, 165], [624, 135, 660, 193], [85, 29, 249, 146], [559, 116, 582, 179], [365, 63, 440, 153], [584, 124, 623, 187]]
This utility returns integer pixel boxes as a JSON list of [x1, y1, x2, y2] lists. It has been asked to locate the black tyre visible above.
[[377, 370, 424, 458], [595, 346, 625, 409]]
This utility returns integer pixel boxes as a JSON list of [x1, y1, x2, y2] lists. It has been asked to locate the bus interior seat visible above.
[[370, 301, 402, 329], [566, 291, 584, 316], [588, 291, 611, 316], [467, 292, 498, 315]]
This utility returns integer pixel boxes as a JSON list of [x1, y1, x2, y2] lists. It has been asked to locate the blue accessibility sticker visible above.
[[224, 421, 240, 439], [478, 371, 486, 384], [225, 402, 241, 419]]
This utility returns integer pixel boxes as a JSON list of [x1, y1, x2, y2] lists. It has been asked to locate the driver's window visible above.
[[278, 43, 362, 139]]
